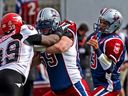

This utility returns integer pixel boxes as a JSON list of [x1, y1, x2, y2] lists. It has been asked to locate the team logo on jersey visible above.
[[113, 43, 120, 54], [14, 83, 23, 88]]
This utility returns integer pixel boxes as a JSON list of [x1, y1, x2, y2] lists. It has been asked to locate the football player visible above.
[[0, 13, 37, 96], [28, 7, 92, 96], [0, 12, 64, 96], [15, 0, 39, 25], [87, 8, 126, 96]]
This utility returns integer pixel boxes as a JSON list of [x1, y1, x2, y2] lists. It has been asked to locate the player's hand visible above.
[[87, 38, 99, 50], [52, 26, 67, 38]]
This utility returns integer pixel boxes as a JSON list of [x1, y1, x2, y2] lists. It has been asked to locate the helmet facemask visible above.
[[36, 19, 59, 35], [97, 18, 110, 33]]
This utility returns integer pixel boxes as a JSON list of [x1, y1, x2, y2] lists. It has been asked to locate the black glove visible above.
[[53, 26, 73, 38], [53, 26, 67, 38]]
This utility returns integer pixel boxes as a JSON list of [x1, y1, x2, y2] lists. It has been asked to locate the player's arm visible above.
[[24, 27, 66, 47], [45, 21, 75, 53], [24, 34, 60, 47], [96, 48, 113, 71], [99, 39, 124, 71], [87, 38, 112, 70], [46, 36, 73, 53], [87, 38, 121, 71], [31, 52, 41, 67]]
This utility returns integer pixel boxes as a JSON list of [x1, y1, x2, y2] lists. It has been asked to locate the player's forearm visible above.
[[45, 44, 61, 53], [31, 52, 41, 67], [41, 34, 60, 47], [95, 48, 112, 70], [46, 36, 73, 53], [24, 34, 60, 47]]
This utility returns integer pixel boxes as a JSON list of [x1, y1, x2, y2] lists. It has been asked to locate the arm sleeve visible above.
[[24, 34, 42, 45]]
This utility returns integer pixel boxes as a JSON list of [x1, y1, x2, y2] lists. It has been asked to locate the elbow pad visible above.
[[98, 53, 112, 70]]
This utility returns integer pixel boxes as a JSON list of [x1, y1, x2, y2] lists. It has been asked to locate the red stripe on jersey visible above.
[[92, 86, 104, 95], [103, 90, 120, 96], [80, 79, 92, 96]]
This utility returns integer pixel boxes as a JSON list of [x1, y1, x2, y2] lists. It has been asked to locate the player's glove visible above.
[[52, 26, 67, 38], [54, 26, 74, 39]]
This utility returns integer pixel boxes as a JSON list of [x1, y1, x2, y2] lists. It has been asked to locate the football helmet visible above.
[[94, 8, 123, 33], [0, 27, 3, 37], [36, 7, 61, 35], [0, 13, 23, 36]]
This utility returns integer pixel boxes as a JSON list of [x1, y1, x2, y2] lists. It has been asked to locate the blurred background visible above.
[[1, 0, 128, 34]]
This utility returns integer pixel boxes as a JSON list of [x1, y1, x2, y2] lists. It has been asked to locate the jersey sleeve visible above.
[[20, 25, 39, 43], [103, 38, 124, 63], [60, 20, 77, 39], [21, 25, 46, 51]]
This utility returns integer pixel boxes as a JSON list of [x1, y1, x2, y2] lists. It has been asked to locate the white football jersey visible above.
[[0, 25, 38, 84], [40, 20, 83, 91]]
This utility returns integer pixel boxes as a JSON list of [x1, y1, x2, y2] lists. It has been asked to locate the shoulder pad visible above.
[[20, 25, 38, 36], [104, 37, 124, 63]]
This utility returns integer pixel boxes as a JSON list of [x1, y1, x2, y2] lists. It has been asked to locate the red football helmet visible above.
[[0, 13, 23, 36], [0, 27, 3, 37]]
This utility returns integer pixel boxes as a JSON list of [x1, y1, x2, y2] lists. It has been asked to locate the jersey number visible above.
[[41, 53, 58, 67], [91, 52, 97, 69], [0, 41, 20, 64], [28, 2, 36, 16]]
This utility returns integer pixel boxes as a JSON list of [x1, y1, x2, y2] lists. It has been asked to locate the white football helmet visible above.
[[95, 8, 123, 33], [36, 7, 61, 34]]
